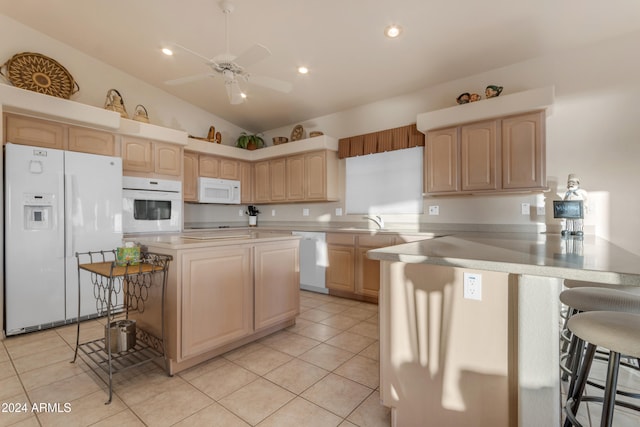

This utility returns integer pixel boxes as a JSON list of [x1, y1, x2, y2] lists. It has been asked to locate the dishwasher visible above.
[[292, 231, 328, 294]]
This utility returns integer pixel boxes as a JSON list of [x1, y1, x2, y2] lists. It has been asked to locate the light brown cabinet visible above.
[[4, 113, 117, 156], [251, 150, 338, 204], [253, 160, 271, 203], [326, 234, 356, 293], [68, 127, 117, 156], [183, 151, 199, 202], [180, 246, 253, 359], [254, 240, 300, 330], [4, 114, 65, 149], [122, 136, 182, 178], [326, 233, 397, 302], [239, 160, 253, 203], [425, 111, 546, 195], [199, 154, 220, 178]]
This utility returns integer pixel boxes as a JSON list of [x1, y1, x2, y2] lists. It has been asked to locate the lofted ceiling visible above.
[[1, 0, 640, 133]]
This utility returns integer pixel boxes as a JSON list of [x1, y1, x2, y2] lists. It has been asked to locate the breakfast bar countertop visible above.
[[367, 232, 640, 286]]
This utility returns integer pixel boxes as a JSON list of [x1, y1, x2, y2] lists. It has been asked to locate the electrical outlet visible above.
[[537, 205, 546, 215], [238, 209, 244, 217], [302, 208, 310, 216], [335, 207, 343, 216], [271, 209, 276, 216], [463, 272, 482, 301], [428, 205, 439, 215], [521, 203, 530, 215]]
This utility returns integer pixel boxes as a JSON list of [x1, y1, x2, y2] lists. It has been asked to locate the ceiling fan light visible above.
[[384, 24, 402, 38], [161, 47, 173, 56]]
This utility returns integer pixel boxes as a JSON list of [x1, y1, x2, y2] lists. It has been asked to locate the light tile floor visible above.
[[0, 291, 390, 426]]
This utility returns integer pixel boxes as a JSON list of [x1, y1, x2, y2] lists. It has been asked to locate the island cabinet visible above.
[[326, 233, 396, 303], [424, 110, 545, 195], [4, 113, 117, 156], [121, 136, 182, 178], [136, 236, 300, 374], [180, 246, 253, 359]]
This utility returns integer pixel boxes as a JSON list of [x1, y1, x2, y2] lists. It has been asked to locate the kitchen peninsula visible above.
[[367, 232, 640, 427], [128, 230, 300, 374]]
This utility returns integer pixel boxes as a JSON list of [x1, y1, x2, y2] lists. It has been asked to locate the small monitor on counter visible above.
[[553, 200, 584, 219]]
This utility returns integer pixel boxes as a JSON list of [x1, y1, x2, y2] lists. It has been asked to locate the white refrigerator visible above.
[[4, 143, 123, 335]]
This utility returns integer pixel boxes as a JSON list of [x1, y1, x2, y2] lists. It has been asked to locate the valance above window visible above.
[[337, 123, 424, 159]]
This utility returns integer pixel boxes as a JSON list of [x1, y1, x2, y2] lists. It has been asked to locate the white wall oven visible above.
[[122, 176, 182, 233]]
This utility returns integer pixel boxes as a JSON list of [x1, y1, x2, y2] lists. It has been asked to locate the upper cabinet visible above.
[[4, 113, 116, 156], [122, 136, 182, 178], [425, 111, 546, 195]]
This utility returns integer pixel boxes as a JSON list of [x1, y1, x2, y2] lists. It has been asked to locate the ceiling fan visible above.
[[164, 0, 292, 104]]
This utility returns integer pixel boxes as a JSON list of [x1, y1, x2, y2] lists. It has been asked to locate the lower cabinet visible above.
[[254, 240, 300, 330], [326, 233, 396, 302], [180, 247, 253, 359]]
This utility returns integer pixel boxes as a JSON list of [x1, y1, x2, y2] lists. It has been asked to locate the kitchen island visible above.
[[367, 232, 640, 427], [127, 230, 300, 374]]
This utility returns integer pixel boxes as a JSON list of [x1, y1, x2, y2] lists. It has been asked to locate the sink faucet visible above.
[[364, 215, 384, 230]]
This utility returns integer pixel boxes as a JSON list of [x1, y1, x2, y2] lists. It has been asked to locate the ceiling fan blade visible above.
[[246, 74, 293, 93], [164, 73, 215, 85], [225, 80, 245, 104], [233, 43, 271, 68], [171, 43, 215, 63]]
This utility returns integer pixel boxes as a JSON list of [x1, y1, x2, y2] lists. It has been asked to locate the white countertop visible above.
[[367, 232, 640, 286]]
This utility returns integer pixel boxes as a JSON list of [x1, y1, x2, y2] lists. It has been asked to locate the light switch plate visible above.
[[238, 209, 244, 217], [335, 207, 343, 216], [521, 203, 530, 215], [302, 208, 310, 216], [271, 209, 276, 216], [537, 205, 545, 215]]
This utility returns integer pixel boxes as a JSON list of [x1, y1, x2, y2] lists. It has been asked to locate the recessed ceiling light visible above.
[[241, 92, 247, 99], [384, 24, 402, 38], [162, 48, 173, 56], [298, 66, 309, 74]]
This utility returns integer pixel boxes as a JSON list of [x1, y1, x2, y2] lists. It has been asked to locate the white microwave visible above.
[[198, 177, 241, 204], [122, 177, 182, 233]]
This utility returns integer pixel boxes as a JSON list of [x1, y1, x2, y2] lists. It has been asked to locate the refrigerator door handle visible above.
[[57, 172, 65, 259], [65, 173, 74, 257]]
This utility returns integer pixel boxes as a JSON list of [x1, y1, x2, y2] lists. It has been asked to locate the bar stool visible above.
[[564, 279, 640, 295], [559, 287, 640, 381], [563, 311, 640, 427]]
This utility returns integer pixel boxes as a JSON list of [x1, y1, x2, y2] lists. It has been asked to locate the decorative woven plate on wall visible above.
[[0, 52, 79, 99]]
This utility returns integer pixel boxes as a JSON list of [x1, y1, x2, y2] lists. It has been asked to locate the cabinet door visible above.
[[286, 154, 305, 201], [461, 120, 499, 191], [220, 158, 240, 180], [239, 160, 253, 203], [183, 151, 199, 201], [502, 111, 545, 190], [4, 114, 65, 149], [254, 241, 300, 330], [68, 126, 116, 156], [356, 235, 396, 299], [180, 247, 253, 359], [270, 158, 286, 202], [253, 161, 271, 203], [199, 154, 219, 178], [155, 142, 182, 176], [122, 137, 153, 173], [425, 127, 459, 193], [305, 151, 327, 200], [326, 244, 355, 292]]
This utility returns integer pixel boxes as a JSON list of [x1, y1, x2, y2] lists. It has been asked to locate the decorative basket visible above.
[[273, 136, 288, 145], [132, 104, 149, 123], [104, 88, 128, 118], [0, 52, 79, 99]]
